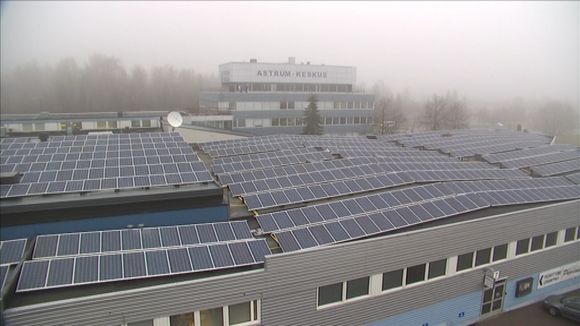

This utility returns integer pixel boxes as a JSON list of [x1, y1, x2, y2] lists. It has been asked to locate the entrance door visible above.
[[481, 279, 506, 317]]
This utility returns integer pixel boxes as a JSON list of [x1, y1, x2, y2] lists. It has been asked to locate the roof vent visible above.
[[0, 172, 21, 185], [250, 58, 257, 63]]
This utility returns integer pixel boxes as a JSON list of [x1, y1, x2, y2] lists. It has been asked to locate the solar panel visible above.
[[530, 158, 580, 177], [0, 239, 27, 266], [17, 239, 271, 292], [0, 132, 214, 199], [32, 221, 255, 259]]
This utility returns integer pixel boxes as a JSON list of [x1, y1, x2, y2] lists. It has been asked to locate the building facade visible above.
[[199, 58, 375, 136]]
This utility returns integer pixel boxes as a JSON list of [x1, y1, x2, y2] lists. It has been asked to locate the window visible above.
[[60, 122, 68, 130], [22, 123, 33, 131], [332, 117, 339, 125], [318, 282, 343, 306], [279, 118, 287, 126], [108, 121, 118, 129], [229, 300, 259, 325], [334, 101, 340, 109], [354, 117, 360, 124], [406, 264, 426, 285], [456, 252, 474, 271], [280, 101, 287, 109], [288, 101, 295, 109], [229, 101, 236, 110], [545, 232, 558, 247], [97, 121, 107, 129], [34, 123, 45, 131], [170, 312, 194, 326], [530, 235, 544, 251], [428, 259, 446, 279], [237, 119, 245, 127], [564, 227, 576, 242], [346, 277, 369, 299], [516, 238, 530, 255], [127, 320, 153, 326], [475, 248, 492, 267], [142, 120, 152, 128], [131, 120, 141, 128], [287, 118, 296, 126], [382, 269, 403, 291], [339, 117, 346, 125], [200, 307, 223, 326], [493, 244, 508, 261]]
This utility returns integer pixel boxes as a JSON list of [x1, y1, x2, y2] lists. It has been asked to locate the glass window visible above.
[[288, 101, 295, 109], [475, 248, 492, 267], [108, 121, 118, 129], [545, 232, 558, 247], [346, 277, 369, 299], [564, 227, 576, 242], [531, 235, 545, 251], [428, 259, 446, 279], [200, 307, 223, 326], [131, 120, 141, 128], [354, 117, 360, 124], [340, 117, 346, 125], [170, 312, 194, 326], [516, 238, 530, 255], [272, 118, 279, 126], [332, 117, 339, 125], [382, 269, 403, 290], [34, 123, 45, 131], [229, 301, 251, 325], [22, 123, 33, 131], [334, 101, 340, 109], [287, 118, 296, 126], [142, 120, 151, 128], [325, 117, 332, 125], [128, 320, 154, 326], [456, 252, 474, 271], [280, 101, 287, 109], [493, 244, 508, 261], [280, 118, 287, 126], [97, 121, 107, 129], [318, 282, 343, 306], [406, 264, 426, 285]]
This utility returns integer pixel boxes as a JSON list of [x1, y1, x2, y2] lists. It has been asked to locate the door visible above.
[[481, 279, 506, 317]]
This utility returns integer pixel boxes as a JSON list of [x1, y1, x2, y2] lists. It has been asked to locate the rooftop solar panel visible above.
[[17, 239, 271, 292], [32, 221, 255, 259], [0, 239, 28, 266]]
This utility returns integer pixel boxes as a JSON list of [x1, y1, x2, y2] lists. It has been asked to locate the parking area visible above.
[[477, 289, 580, 326]]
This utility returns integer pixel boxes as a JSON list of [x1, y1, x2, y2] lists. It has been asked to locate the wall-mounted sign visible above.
[[515, 277, 533, 297], [537, 261, 580, 289]]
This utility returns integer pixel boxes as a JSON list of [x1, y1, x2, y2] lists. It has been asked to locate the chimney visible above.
[[289, 57, 296, 64], [250, 58, 257, 63]]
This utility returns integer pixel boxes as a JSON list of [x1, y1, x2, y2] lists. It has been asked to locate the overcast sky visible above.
[[1, 1, 578, 104]]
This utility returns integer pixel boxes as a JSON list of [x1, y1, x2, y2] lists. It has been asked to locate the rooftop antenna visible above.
[[167, 111, 183, 131]]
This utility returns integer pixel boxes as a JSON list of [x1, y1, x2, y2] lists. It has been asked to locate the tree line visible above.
[[0, 54, 220, 114]]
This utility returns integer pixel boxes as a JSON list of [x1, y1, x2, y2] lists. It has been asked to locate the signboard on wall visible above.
[[537, 261, 580, 289]]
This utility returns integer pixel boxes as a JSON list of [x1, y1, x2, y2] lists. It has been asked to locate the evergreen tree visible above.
[[302, 95, 323, 135]]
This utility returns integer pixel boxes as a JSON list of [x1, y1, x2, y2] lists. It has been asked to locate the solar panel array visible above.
[[0, 132, 214, 199], [33, 221, 254, 259], [213, 151, 331, 174], [243, 168, 528, 211], [499, 150, 580, 169], [229, 161, 495, 197], [272, 184, 579, 252], [530, 158, 580, 177], [0, 239, 28, 293], [483, 144, 577, 164], [257, 177, 575, 233], [213, 147, 323, 166], [17, 239, 271, 292], [0, 239, 28, 266]]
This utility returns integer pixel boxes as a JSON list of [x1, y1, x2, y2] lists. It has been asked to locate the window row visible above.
[[226, 83, 353, 93], [218, 101, 374, 111], [234, 116, 374, 128], [317, 225, 580, 308]]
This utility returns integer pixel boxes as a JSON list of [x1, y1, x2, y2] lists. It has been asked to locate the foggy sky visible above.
[[1, 1, 578, 104]]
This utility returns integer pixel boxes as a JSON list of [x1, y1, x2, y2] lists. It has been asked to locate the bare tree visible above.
[[375, 94, 407, 134], [419, 94, 448, 131], [533, 100, 579, 137]]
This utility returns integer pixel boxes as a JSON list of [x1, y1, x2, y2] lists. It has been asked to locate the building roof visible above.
[[1, 129, 579, 305]]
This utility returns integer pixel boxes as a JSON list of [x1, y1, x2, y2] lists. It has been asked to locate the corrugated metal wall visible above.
[[4, 200, 579, 326]]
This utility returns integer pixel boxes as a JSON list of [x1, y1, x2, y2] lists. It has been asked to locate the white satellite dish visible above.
[[167, 111, 183, 128]]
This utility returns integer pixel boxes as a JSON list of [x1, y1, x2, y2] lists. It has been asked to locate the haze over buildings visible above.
[[1, 1, 578, 104]]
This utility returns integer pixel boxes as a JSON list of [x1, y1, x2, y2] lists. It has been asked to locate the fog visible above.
[[1, 1, 578, 105]]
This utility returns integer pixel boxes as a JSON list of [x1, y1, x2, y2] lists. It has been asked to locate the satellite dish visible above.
[[167, 111, 183, 128]]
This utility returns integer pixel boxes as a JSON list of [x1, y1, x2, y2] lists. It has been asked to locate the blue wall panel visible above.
[[503, 270, 580, 310], [366, 291, 482, 326], [0, 205, 229, 240]]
